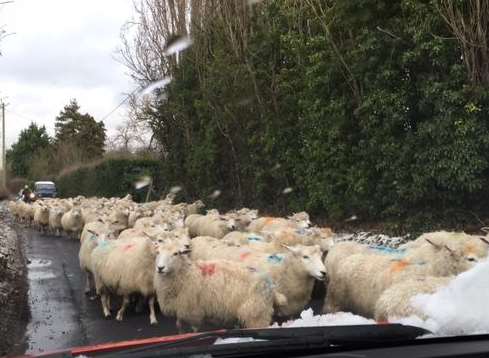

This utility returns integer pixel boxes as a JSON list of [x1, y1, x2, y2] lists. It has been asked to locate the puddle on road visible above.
[[28, 271, 57, 281], [28, 258, 52, 269]]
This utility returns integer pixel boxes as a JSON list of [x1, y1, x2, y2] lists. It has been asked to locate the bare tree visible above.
[[437, 0, 489, 86]]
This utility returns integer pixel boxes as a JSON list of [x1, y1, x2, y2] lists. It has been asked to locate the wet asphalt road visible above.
[[21, 228, 179, 355]]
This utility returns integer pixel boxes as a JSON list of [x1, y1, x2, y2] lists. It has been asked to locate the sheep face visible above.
[[154, 242, 191, 275], [288, 212, 311, 229], [283, 244, 326, 281]]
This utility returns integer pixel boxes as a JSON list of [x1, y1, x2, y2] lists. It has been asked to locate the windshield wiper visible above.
[[98, 324, 429, 358]]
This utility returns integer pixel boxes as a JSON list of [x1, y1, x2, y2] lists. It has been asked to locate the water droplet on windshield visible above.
[[134, 176, 152, 190], [345, 215, 358, 222], [164, 35, 193, 56], [140, 78, 172, 97], [282, 187, 293, 194], [169, 186, 182, 194], [272, 163, 282, 171], [208, 190, 221, 199]]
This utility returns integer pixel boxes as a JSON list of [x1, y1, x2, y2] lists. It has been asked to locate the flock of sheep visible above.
[[7, 194, 489, 331]]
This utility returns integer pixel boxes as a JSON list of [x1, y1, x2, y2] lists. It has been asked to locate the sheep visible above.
[[374, 276, 451, 321], [48, 207, 65, 236], [221, 228, 333, 254], [90, 235, 159, 325], [184, 200, 206, 216], [79, 223, 117, 297], [190, 236, 326, 317], [247, 211, 311, 233], [61, 206, 84, 239], [323, 237, 488, 318], [184, 213, 237, 238], [153, 240, 287, 331], [33, 204, 50, 233]]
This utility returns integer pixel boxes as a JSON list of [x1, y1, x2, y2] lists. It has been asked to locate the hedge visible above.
[[56, 158, 163, 202]]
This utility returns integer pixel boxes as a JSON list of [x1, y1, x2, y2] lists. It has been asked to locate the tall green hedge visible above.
[[56, 158, 163, 202], [137, 0, 489, 233]]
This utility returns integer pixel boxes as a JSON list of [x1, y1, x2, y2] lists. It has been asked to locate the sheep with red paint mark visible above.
[[90, 235, 161, 325], [153, 240, 287, 331], [190, 236, 326, 317]]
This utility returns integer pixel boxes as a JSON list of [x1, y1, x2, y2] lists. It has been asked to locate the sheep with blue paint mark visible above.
[[90, 235, 160, 325], [323, 237, 488, 318], [190, 236, 326, 317]]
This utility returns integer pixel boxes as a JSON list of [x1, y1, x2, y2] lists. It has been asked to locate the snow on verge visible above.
[[404, 256, 489, 336]]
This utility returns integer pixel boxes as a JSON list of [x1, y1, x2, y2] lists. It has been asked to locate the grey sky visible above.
[[0, 0, 135, 147]]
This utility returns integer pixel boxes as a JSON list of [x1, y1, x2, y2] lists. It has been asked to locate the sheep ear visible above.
[[479, 237, 489, 246], [87, 229, 97, 236], [425, 238, 442, 250], [481, 227, 489, 234], [281, 244, 299, 254], [444, 245, 455, 255]]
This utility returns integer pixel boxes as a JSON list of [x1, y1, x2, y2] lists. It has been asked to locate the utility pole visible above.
[[1, 102, 5, 189]]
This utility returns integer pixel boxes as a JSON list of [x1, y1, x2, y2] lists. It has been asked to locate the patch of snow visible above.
[[404, 257, 489, 336], [272, 308, 375, 328]]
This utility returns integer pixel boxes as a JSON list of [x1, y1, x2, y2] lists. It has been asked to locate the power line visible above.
[[100, 89, 138, 122], [5, 108, 37, 122]]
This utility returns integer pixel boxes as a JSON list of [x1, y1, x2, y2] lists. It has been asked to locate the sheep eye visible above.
[[158, 239, 163, 243], [303, 255, 310, 259], [173, 252, 179, 256], [467, 257, 476, 262]]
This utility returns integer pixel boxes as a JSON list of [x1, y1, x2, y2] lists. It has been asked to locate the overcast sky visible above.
[[0, 0, 135, 147]]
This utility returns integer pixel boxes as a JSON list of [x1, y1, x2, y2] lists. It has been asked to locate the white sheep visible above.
[[184, 213, 237, 238], [190, 236, 326, 317], [79, 222, 117, 296], [90, 235, 159, 325], [247, 211, 311, 233], [61, 206, 84, 239], [153, 240, 287, 331], [323, 238, 488, 318], [374, 276, 451, 321], [33, 204, 50, 233], [48, 207, 66, 236]]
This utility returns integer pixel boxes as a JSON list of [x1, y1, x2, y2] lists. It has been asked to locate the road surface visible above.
[[17, 226, 326, 355], [20, 228, 179, 355]]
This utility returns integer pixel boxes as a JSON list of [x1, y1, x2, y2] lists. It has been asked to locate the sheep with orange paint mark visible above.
[[153, 239, 287, 331], [323, 236, 488, 318]]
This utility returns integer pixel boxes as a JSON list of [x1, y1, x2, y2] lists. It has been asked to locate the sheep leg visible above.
[[116, 295, 130, 321], [135, 295, 145, 313], [84, 272, 91, 295], [100, 294, 111, 318], [149, 296, 158, 325], [176, 320, 184, 334]]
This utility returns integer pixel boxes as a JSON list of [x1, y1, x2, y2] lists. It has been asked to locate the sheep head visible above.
[[281, 244, 326, 281]]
